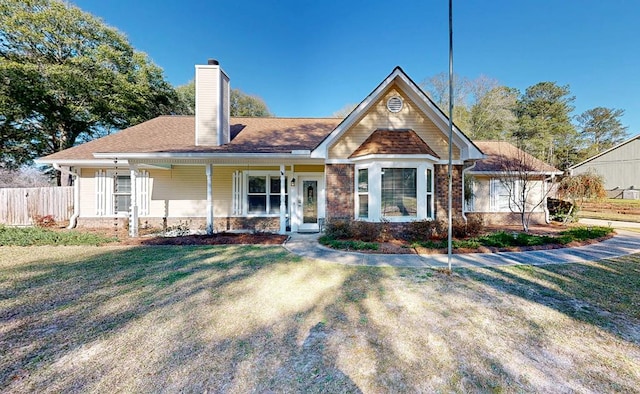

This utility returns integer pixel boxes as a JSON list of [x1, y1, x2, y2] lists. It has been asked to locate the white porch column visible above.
[[279, 164, 286, 234], [206, 164, 214, 234], [129, 165, 139, 237]]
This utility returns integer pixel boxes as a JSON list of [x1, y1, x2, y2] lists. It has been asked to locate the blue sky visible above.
[[72, 0, 639, 134]]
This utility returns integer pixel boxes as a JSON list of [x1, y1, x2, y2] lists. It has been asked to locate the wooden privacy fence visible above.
[[0, 187, 73, 226]]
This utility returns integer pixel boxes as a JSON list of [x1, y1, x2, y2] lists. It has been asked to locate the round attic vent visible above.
[[386, 96, 403, 113]]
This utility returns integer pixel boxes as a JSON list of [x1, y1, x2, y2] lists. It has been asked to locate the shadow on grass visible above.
[[0, 245, 291, 389], [1, 244, 639, 392], [461, 256, 640, 343]]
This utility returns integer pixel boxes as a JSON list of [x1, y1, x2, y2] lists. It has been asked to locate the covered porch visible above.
[[115, 157, 326, 237]]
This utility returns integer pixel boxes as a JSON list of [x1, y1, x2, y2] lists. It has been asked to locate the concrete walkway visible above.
[[579, 217, 640, 229], [283, 229, 640, 269]]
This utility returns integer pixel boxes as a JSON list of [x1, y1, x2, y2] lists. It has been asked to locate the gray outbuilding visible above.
[[569, 134, 640, 198]]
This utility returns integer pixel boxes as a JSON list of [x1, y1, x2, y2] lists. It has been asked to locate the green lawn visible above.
[[1, 245, 639, 392]]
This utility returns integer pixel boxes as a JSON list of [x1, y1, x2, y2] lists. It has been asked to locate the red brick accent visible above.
[[325, 164, 354, 219], [78, 216, 281, 234], [434, 164, 463, 220]]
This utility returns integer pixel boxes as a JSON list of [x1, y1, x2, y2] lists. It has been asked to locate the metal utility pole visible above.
[[447, 0, 454, 271]]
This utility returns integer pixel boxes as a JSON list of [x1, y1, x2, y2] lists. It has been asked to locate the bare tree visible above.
[[495, 143, 560, 232], [0, 167, 52, 188], [331, 103, 358, 118]]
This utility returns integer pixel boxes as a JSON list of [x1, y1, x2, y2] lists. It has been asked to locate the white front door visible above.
[[297, 176, 323, 232]]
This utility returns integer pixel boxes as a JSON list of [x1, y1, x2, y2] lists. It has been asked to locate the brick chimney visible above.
[[195, 59, 230, 146]]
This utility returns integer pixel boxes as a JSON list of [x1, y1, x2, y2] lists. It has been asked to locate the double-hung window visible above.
[[426, 168, 433, 218], [247, 174, 287, 215], [113, 175, 131, 214], [492, 178, 518, 212], [381, 168, 417, 217], [357, 168, 369, 218]]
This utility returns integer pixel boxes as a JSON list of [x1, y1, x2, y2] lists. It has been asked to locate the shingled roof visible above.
[[349, 129, 440, 158], [41, 116, 342, 160], [472, 141, 560, 174]]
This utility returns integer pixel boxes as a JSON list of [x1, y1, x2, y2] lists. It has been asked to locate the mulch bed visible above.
[[121, 233, 288, 246]]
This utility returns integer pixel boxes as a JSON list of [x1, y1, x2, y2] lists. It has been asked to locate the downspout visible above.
[[53, 163, 79, 229], [461, 161, 477, 223], [543, 174, 556, 224]]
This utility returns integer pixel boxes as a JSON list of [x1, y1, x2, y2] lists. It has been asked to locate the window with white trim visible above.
[[357, 168, 368, 218], [381, 168, 417, 217], [95, 169, 149, 216], [113, 175, 131, 214], [426, 168, 433, 218], [246, 174, 288, 215], [492, 178, 518, 212]]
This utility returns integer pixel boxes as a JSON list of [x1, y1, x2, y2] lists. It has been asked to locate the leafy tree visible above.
[[469, 85, 518, 140], [173, 80, 271, 117], [230, 89, 271, 117], [0, 0, 178, 172], [515, 82, 578, 169], [174, 81, 196, 115], [576, 107, 628, 158]]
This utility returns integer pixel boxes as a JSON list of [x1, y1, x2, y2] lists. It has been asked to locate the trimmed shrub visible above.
[[465, 214, 485, 237], [351, 220, 381, 242], [406, 220, 437, 241], [548, 198, 576, 222], [324, 218, 353, 240]]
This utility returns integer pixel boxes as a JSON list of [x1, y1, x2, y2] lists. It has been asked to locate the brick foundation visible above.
[[474, 212, 548, 227], [77, 216, 282, 234], [325, 164, 354, 220], [434, 164, 463, 220]]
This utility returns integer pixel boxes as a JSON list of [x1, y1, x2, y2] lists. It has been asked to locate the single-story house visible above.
[[37, 60, 560, 236], [569, 134, 640, 199]]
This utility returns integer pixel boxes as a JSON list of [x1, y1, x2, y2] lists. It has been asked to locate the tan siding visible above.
[[150, 166, 206, 217], [79, 168, 97, 217], [195, 66, 220, 146], [79, 164, 324, 220], [293, 165, 324, 172], [329, 84, 460, 160]]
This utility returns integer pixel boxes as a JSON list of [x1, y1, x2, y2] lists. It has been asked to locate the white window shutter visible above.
[[95, 170, 106, 216], [137, 170, 150, 216], [232, 171, 243, 215]]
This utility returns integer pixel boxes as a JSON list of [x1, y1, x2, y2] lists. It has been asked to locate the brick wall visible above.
[[325, 164, 354, 219], [434, 164, 463, 220], [78, 216, 281, 234]]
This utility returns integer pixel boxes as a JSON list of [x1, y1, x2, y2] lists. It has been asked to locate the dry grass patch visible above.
[[1, 245, 639, 392]]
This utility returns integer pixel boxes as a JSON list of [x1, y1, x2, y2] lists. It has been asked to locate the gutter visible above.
[[461, 161, 477, 223], [53, 164, 79, 229]]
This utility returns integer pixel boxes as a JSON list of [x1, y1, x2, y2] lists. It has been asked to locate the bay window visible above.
[[426, 168, 433, 218], [354, 162, 433, 222], [381, 168, 417, 217]]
